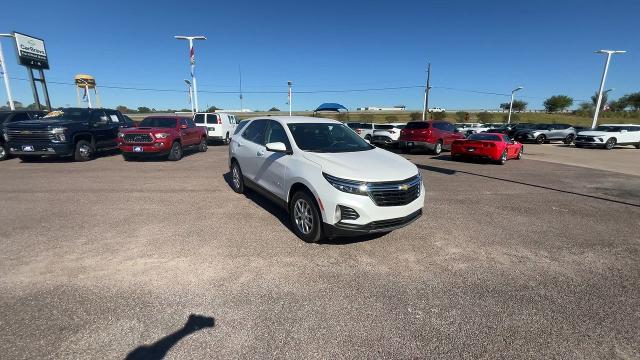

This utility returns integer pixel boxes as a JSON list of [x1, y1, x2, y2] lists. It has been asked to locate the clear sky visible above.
[[1, 0, 638, 111]]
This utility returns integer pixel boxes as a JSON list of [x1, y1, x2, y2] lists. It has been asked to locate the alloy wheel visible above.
[[79, 144, 92, 159], [293, 199, 313, 235], [232, 166, 241, 189]]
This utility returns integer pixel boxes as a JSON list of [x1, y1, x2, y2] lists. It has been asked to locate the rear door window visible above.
[[207, 114, 219, 124], [194, 114, 205, 124]]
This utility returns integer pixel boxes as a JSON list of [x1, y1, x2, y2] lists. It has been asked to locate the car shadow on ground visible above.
[[222, 172, 390, 245], [16, 149, 122, 163], [125, 314, 214, 360], [123, 148, 201, 162], [415, 163, 640, 208]]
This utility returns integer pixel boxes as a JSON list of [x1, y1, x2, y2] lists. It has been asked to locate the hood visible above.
[[302, 147, 419, 182], [123, 127, 174, 133], [577, 131, 608, 137], [5, 119, 78, 129]]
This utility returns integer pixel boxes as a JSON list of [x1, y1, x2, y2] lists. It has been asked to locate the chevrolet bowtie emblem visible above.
[[398, 184, 409, 191]]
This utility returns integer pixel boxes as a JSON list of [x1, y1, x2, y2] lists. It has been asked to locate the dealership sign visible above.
[[13, 32, 49, 69]]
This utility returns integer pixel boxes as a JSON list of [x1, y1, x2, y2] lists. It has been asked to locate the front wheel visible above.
[[604, 138, 616, 150], [198, 138, 208, 152], [563, 134, 575, 144], [230, 161, 244, 194], [498, 150, 508, 165], [0, 144, 9, 161], [433, 141, 443, 155], [535, 135, 545, 144], [290, 191, 323, 243], [167, 142, 183, 161], [74, 140, 93, 162]]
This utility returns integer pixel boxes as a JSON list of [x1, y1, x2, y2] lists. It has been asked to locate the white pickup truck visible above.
[[193, 112, 238, 144]]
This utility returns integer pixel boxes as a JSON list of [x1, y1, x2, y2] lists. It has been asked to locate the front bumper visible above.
[[371, 135, 398, 146], [324, 209, 422, 237], [8, 142, 74, 157], [398, 140, 436, 150], [119, 141, 170, 155]]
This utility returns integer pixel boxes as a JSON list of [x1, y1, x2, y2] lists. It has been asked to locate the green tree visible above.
[[116, 105, 130, 113], [269, 107, 280, 112], [500, 100, 527, 112], [477, 111, 494, 122], [590, 92, 608, 111], [616, 92, 640, 111], [385, 115, 399, 123], [137, 107, 151, 113], [431, 111, 447, 120], [543, 95, 573, 112], [575, 102, 594, 117], [206, 106, 220, 112], [409, 112, 421, 121]]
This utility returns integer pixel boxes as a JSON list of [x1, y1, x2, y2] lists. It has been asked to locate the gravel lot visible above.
[[0, 145, 638, 359]]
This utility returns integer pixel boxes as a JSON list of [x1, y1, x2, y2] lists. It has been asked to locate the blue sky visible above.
[[1, 0, 638, 111]]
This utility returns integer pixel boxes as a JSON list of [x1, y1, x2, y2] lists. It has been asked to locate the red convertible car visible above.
[[451, 133, 523, 164]]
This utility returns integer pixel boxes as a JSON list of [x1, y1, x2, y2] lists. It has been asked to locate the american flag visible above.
[[190, 45, 195, 65]]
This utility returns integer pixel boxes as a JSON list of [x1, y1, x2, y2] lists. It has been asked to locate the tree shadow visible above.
[[125, 314, 215, 360]]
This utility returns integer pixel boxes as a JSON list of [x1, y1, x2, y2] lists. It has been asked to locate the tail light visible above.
[[356, 129, 362, 134]]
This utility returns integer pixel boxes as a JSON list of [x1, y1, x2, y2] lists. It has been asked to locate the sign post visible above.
[[13, 31, 51, 111]]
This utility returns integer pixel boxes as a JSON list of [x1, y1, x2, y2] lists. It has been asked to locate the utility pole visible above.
[[422, 63, 431, 121], [239, 65, 243, 112], [592, 50, 626, 128], [288, 81, 292, 116], [507, 86, 523, 124], [0, 34, 15, 110]]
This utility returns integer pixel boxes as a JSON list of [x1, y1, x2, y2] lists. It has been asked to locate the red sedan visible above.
[[451, 133, 523, 165]]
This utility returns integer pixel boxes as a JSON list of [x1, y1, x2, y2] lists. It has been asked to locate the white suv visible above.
[[193, 112, 237, 144], [575, 124, 640, 150], [229, 116, 425, 242], [371, 123, 406, 147]]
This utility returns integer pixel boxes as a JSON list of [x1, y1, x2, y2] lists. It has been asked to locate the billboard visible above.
[[13, 32, 49, 69]]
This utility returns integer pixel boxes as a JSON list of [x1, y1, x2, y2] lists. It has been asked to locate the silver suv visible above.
[[514, 123, 578, 144]]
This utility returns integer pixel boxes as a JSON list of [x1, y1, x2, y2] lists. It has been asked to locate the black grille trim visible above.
[[339, 205, 360, 220], [6, 130, 54, 141], [123, 133, 154, 143]]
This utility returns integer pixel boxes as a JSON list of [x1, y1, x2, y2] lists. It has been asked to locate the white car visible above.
[[456, 123, 490, 136], [193, 112, 238, 144], [574, 124, 640, 150], [428, 107, 446, 113], [371, 123, 406, 147], [229, 116, 425, 242]]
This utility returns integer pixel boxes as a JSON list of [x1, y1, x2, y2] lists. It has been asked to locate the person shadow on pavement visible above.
[[125, 314, 215, 360]]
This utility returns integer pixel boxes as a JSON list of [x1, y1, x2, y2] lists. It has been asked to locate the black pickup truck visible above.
[[3, 108, 134, 162], [0, 110, 47, 160]]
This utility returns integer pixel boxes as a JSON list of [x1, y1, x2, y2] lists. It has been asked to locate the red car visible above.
[[450, 133, 523, 165], [118, 116, 207, 161], [398, 121, 465, 154]]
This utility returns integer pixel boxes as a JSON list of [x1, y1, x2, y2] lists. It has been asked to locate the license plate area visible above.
[[133, 146, 144, 152], [22, 145, 34, 152]]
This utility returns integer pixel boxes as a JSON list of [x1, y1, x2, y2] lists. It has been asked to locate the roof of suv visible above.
[[245, 116, 341, 125]]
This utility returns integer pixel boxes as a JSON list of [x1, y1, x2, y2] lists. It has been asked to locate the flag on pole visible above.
[[190, 45, 195, 65]]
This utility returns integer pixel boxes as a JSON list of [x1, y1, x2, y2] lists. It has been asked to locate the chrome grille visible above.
[[368, 175, 421, 207], [575, 136, 595, 142], [6, 129, 54, 141], [123, 133, 153, 143]]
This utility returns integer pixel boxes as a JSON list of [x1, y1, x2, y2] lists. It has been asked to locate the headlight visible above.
[[117, 132, 124, 138], [323, 173, 368, 196], [3, 132, 8, 142], [50, 127, 67, 142], [154, 133, 170, 139]]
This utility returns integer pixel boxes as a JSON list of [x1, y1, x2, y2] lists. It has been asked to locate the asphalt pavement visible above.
[[0, 145, 638, 359]]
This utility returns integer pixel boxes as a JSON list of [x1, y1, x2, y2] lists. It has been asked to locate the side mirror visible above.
[[180, 124, 189, 129], [265, 142, 290, 154]]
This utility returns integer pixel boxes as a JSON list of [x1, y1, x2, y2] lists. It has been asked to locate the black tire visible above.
[[289, 190, 323, 243], [516, 148, 523, 160], [635, 143, 640, 149], [198, 138, 208, 152], [498, 150, 508, 165], [230, 161, 244, 194], [0, 143, 9, 161], [74, 140, 93, 162], [223, 133, 230, 145], [365, 134, 372, 142], [575, 144, 583, 148], [433, 140, 443, 155], [167, 142, 183, 161], [535, 135, 545, 144], [18, 156, 39, 162], [563, 134, 575, 145], [604, 137, 616, 150]]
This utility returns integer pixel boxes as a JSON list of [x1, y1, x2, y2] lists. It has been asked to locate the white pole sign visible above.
[[13, 32, 49, 69]]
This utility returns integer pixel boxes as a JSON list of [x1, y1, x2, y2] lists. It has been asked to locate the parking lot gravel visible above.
[[1, 146, 638, 359]]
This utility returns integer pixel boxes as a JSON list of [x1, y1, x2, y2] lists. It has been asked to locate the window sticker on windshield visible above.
[[110, 115, 120, 123]]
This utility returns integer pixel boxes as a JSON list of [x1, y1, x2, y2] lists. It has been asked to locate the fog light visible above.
[[334, 205, 342, 223]]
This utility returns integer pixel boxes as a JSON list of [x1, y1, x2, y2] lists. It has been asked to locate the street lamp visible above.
[[174, 35, 206, 112], [184, 79, 194, 115], [507, 86, 523, 124], [592, 50, 626, 128], [0, 33, 15, 110]]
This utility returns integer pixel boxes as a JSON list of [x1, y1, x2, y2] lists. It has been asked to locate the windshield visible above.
[[594, 125, 622, 132], [43, 108, 89, 121], [375, 125, 394, 130], [139, 117, 177, 128], [287, 123, 373, 153], [468, 133, 502, 141]]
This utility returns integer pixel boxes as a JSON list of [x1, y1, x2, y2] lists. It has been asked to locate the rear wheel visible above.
[[516, 148, 523, 160], [230, 161, 244, 194], [198, 138, 208, 152], [167, 142, 183, 161], [74, 140, 93, 162], [605, 138, 616, 150], [535, 135, 546, 144], [498, 150, 508, 165], [433, 140, 443, 155], [223, 132, 230, 145], [0, 143, 9, 161], [290, 191, 323, 243], [563, 134, 575, 144]]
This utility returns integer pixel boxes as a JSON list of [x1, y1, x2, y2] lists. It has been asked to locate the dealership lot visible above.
[[0, 146, 639, 358]]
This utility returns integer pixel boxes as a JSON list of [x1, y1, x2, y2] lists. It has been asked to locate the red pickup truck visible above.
[[118, 116, 207, 161]]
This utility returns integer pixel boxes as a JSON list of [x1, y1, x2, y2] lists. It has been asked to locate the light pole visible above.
[[592, 50, 626, 129], [184, 79, 194, 115], [174, 35, 206, 112], [0, 33, 15, 110], [422, 63, 431, 121], [287, 81, 292, 116], [507, 86, 523, 124]]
